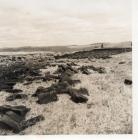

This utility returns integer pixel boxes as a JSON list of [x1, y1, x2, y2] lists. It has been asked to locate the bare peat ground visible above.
[[0, 49, 132, 135]]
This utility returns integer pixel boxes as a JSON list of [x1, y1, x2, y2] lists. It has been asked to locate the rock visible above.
[[70, 92, 88, 103], [67, 62, 78, 66], [0, 82, 16, 91], [32, 63, 89, 105], [69, 88, 89, 103], [78, 88, 89, 96], [92, 66, 105, 73], [0, 62, 42, 92], [0, 105, 30, 117], [0, 114, 21, 133], [55, 81, 71, 94], [5, 89, 23, 94], [55, 48, 132, 59], [0, 105, 30, 133], [21, 115, 44, 130], [64, 79, 81, 86], [124, 79, 132, 85], [78, 65, 106, 74], [119, 61, 125, 64], [82, 69, 91, 75], [54, 64, 78, 75], [59, 74, 80, 86], [27, 69, 41, 77], [101, 56, 112, 59], [6, 111, 24, 123], [33, 81, 71, 98], [6, 93, 28, 101], [0, 109, 44, 133], [42, 74, 59, 81], [34, 82, 71, 104], [78, 66, 91, 75], [24, 76, 40, 81], [68, 88, 89, 96], [37, 92, 58, 104], [32, 86, 47, 97], [23, 81, 32, 85], [63, 69, 75, 76]]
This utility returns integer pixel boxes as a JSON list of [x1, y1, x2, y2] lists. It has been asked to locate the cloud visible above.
[[0, 0, 131, 48]]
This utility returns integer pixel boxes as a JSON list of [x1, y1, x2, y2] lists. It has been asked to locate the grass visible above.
[[0, 52, 132, 134]]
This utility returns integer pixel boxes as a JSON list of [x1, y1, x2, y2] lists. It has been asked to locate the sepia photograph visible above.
[[0, 0, 132, 135]]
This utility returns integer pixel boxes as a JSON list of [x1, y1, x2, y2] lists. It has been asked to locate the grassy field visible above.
[[0, 51, 132, 135]]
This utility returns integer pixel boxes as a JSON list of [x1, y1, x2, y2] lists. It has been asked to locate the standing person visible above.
[[101, 43, 104, 48]]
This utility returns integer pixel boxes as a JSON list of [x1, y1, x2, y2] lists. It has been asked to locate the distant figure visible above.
[[101, 43, 104, 48]]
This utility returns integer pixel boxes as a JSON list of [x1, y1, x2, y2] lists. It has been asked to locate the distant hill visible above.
[[0, 46, 72, 53], [0, 41, 132, 53]]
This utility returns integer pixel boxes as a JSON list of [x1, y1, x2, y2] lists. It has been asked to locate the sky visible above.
[[0, 0, 131, 48]]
